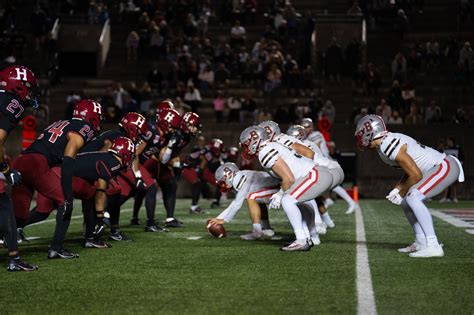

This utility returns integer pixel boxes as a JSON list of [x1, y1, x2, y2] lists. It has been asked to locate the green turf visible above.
[[1, 199, 473, 314], [363, 200, 474, 314]]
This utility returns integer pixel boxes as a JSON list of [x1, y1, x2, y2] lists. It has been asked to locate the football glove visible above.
[[167, 131, 183, 150], [269, 190, 284, 210], [386, 188, 403, 205], [4, 169, 22, 186]]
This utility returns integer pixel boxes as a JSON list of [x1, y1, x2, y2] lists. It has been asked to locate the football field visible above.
[[1, 199, 473, 314]]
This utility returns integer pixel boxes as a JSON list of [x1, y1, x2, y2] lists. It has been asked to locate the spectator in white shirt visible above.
[[227, 96, 242, 123], [230, 20, 246, 47], [184, 82, 202, 113]]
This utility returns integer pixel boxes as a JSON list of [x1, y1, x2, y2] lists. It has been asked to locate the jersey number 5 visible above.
[[46, 121, 70, 143], [6, 99, 24, 118]]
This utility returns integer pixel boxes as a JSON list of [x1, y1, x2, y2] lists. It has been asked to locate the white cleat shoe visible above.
[[398, 241, 426, 253], [240, 231, 267, 241], [409, 245, 444, 258], [315, 223, 327, 235], [310, 235, 321, 246], [345, 203, 359, 214], [325, 220, 335, 229], [280, 240, 311, 252], [324, 198, 335, 208], [262, 229, 275, 237]]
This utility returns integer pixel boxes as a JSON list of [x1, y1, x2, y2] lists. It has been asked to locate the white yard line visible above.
[[429, 209, 473, 228], [355, 205, 377, 315]]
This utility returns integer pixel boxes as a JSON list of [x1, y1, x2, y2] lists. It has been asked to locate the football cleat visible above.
[[310, 235, 321, 246], [83, 238, 112, 249], [145, 223, 168, 232], [240, 231, 268, 241], [189, 206, 203, 214], [345, 203, 359, 214], [409, 245, 444, 258], [398, 241, 426, 253], [316, 223, 327, 235], [108, 229, 133, 241], [165, 219, 184, 228], [47, 248, 79, 259], [7, 258, 38, 272], [280, 240, 311, 252], [17, 228, 28, 244], [262, 229, 275, 237], [130, 218, 141, 226], [324, 218, 335, 229], [210, 201, 221, 209]]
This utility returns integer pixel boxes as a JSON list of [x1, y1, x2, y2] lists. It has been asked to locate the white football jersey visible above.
[[378, 132, 446, 173], [258, 141, 315, 179], [303, 140, 340, 169], [216, 170, 280, 222], [307, 131, 329, 157]]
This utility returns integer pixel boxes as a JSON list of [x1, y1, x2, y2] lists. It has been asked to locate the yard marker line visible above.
[[429, 209, 473, 228], [355, 205, 377, 315], [29, 208, 133, 226]]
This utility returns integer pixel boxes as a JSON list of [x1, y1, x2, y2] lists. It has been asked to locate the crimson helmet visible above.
[[180, 112, 201, 135], [109, 137, 135, 169], [157, 99, 175, 113], [157, 108, 181, 133], [119, 112, 149, 143], [226, 146, 239, 163], [209, 138, 224, 157], [73, 99, 104, 134], [0, 65, 40, 108]]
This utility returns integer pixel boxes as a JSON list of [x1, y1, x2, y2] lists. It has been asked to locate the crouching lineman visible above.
[[355, 115, 464, 257], [240, 126, 333, 251], [208, 162, 279, 240], [21, 137, 135, 250]]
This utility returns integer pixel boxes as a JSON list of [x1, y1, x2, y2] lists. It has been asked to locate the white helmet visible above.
[[354, 114, 388, 150], [301, 118, 313, 129], [258, 120, 280, 141], [286, 125, 306, 141], [239, 125, 268, 160], [215, 162, 240, 192]]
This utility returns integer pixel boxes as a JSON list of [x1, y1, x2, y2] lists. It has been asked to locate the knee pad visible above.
[[405, 189, 425, 208]]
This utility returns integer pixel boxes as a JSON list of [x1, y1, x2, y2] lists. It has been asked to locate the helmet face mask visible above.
[[215, 162, 239, 193], [239, 126, 267, 160], [354, 115, 388, 150]]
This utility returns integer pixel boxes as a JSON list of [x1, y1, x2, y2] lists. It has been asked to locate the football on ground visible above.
[[206, 220, 226, 238]]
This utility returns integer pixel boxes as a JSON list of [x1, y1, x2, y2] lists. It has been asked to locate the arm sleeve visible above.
[[216, 190, 246, 222], [61, 156, 75, 203]]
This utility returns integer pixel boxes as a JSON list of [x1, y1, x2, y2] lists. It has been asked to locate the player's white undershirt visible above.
[[378, 132, 445, 173], [216, 170, 280, 222]]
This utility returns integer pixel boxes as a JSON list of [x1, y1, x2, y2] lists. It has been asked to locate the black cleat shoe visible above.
[[210, 201, 221, 208], [47, 248, 80, 259], [7, 258, 39, 272], [130, 218, 141, 226], [164, 219, 185, 228], [145, 223, 168, 232], [189, 206, 203, 214], [83, 238, 112, 249], [17, 228, 28, 244], [108, 229, 133, 241]]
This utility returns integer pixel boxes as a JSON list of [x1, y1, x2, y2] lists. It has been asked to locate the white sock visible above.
[[321, 212, 333, 225], [281, 194, 306, 240], [302, 219, 311, 238], [300, 202, 316, 236], [416, 233, 427, 246], [191, 205, 199, 210], [406, 190, 438, 245], [261, 219, 271, 230], [333, 186, 355, 206], [252, 223, 262, 233]]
